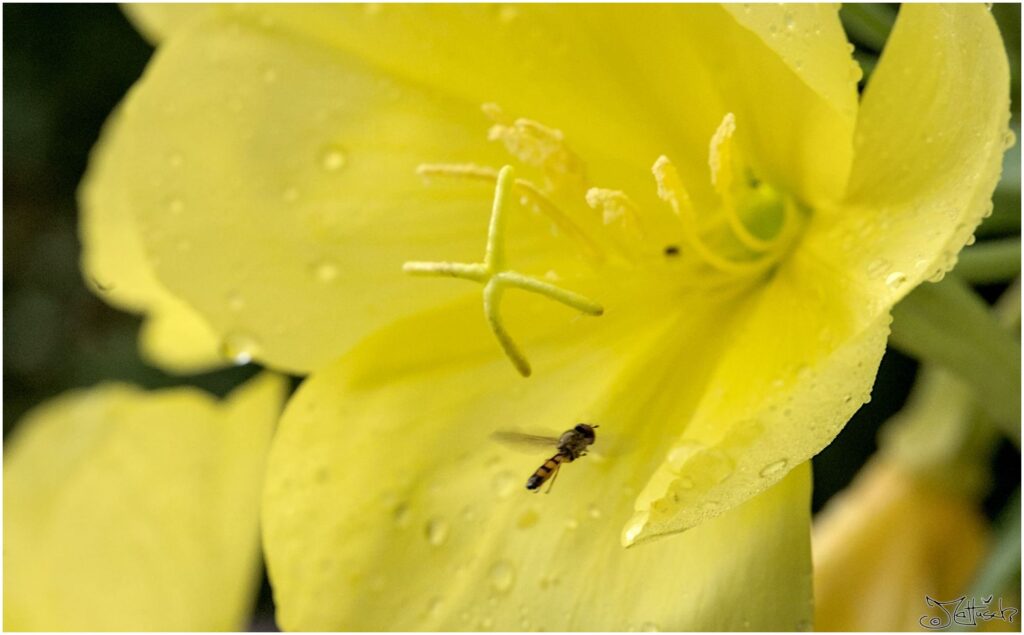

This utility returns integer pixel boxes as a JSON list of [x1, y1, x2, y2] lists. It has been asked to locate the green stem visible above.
[[889, 275, 1021, 445], [955, 239, 1021, 284]]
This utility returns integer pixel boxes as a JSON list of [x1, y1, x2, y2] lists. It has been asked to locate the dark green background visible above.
[[4, 4, 1020, 629]]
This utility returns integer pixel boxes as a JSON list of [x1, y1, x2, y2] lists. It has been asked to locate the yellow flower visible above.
[[79, 3, 1010, 630], [4, 374, 287, 631]]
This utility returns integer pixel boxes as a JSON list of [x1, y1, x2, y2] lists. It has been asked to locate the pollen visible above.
[[403, 165, 604, 377], [483, 103, 586, 193]]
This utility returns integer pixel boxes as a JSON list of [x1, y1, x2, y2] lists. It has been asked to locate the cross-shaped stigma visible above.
[[403, 165, 604, 377]]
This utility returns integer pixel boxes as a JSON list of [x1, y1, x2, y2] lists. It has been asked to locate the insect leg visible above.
[[543, 461, 562, 494]]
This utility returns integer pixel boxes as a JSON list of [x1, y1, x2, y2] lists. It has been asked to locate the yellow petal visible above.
[[263, 300, 813, 630], [79, 107, 225, 374], [103, 4, 855, 372], [626, 248, 891, 544], [121, 3, 219, 45], [813, 3, 1011, 303], [625, 2, 1012, 545], [107, 16, 556, 374], [813, 459, 990, 631], [4, 374, 287, 631], [724, 3, 858, 123]]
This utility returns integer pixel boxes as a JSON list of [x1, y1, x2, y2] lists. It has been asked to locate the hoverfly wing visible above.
[[490, 430, 560, 451]]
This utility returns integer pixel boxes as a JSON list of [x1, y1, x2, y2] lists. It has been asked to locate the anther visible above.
[[709, 113, 774, 253], [404, 165, 604, 377]]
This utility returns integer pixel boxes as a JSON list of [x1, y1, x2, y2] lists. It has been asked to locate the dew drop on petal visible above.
[[393, 503, 411, 528], [759, 459, 789, 478], [168, 197, 184, 215], [866, 257, 890, 277], [220, 332, 260, 365], [426, 596, 444, 617], [641, 621, 661, 632], [488, 560, 516, 594], [319, 145, 348, 172], [493, 470, 516, 498], [497, 5, 518, 23], [1002, 128, 1016, 150], [516, 509, 539, 529], [312, 260, 339, 283], [885, 271, 907, 290], [227, 292, 246, 311], [965, 234, 976, 246], [425, 517, 449, 546], [282, 186, 299, 203], [587, 503, 602, 519]]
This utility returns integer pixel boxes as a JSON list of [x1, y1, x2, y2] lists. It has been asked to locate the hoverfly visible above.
[[492, 424, 599, 493]]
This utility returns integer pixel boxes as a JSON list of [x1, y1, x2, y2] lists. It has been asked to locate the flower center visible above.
[[403, 107, 806, 376], [653, 113, 806, 276]]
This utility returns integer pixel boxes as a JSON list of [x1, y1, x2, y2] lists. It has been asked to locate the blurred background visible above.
[[3, 4, 1020, 630]]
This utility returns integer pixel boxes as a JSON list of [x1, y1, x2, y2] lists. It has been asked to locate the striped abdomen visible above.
[[526, 452, 568, 490]]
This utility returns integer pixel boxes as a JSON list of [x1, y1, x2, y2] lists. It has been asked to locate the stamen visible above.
[[416, 162, 603, 264], [709, 113, 774, 253], [585, 188, 645, 239], [484, 104, 586, 191], [652, 156, 770, 276], [404, 165, 604, 377]]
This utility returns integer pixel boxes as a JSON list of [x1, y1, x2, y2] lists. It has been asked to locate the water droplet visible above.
[[426, 596, 444, 617], [282, 186, 299, 203], [965, 234, 976, 246], [564, 517, 579, 530], [227, 292, 246, 311], [641, 621, 661, 632], [220, 332, 259, 365], [885, 271, 907, 290], [843, 394, 853, 404], [866, 258, 890, 277], [587, 504, 602, 519], [622, 510, 648, 545], [783, 12, 795, 30], [666, 441, 703, 471], [759, 459, 789, 478], [168, 198, 184, 215], [167, 152, 183, 168], [262, 67, 278, 83], [493, 470, 516, 498], [498, 5, 518, 23], [91, 277, 116, 293], [425, 517, 449, 546], [488, 560, 516, 593], [516, 509, 539, 529], [1002, 129, 1016, 150], [393, 503, 411, 528], [312, 260, 339, 282], [320, 146, 347, 172]]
